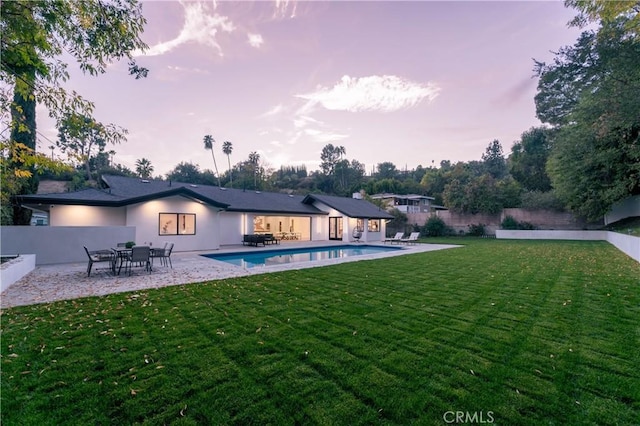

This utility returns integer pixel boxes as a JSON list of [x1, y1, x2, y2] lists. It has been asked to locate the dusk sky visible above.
[[38, 0, 585, 177]]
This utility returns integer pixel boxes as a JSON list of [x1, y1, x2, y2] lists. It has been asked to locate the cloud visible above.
[[293, 115, 322, 129], [260, 104, 285, 118], [247, 33, 264, 48], [167, 65, 210, 75], [136, 1, 235, 57], [274, 0, 297, 19], [296, 75, 440, 113], [303, 128, 348, 143]]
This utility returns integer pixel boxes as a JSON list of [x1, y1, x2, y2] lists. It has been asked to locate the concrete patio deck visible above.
[[1, 241, 460, 309]]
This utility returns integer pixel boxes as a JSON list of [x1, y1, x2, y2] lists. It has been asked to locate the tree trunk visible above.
[[10, 78, 38, 225]]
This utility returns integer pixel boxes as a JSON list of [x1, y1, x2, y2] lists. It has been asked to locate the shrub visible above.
[[467, 223, 486, 236], [501, 215, 519, 230], [501, 215, 537, 230], [518, 221, 537, 230], [423, 216, 451, 237]]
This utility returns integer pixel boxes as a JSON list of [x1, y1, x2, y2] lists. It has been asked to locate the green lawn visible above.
[[2, 239, 639, 425]]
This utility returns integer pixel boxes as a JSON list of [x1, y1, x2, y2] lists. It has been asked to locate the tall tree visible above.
[[481, 139, 507, 179], [376, 162, 398, 180], [443, 174, 504, 215], [319, 144, 345, 175], [566, 0, 640, 39], [535, 15, 640, 219], [509, 127, 553, 192], [166, 162, 215, 185], [57, 113, 126, 179], [135, 158, 154, 179], [1, 0, 148, 224], [203, 135, 221, 187], [222, 140, 233, 187]]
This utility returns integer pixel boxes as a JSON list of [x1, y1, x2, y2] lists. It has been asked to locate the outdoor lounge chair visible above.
[[384, 232, 404, 244], [400, 232, 420, 244], [84, 246, 114, 277], [352, 228, 362, 242]]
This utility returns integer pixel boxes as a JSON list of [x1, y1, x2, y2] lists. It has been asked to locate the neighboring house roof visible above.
[[302, 193, 394, 219], [18, 175, 384, 217], [370, 193, 435, 201]]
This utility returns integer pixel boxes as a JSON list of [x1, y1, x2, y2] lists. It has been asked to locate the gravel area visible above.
[[1, 242, 459, 309]]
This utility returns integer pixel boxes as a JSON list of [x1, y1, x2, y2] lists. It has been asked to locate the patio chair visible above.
[[153, 242, 174, 268], [384, 232, 404, 244], [150, 242, 168, 267], [123, 246, 151, 275], [84, 246, 114, 277], [400, 232, 421, 244], [352, 228, 362, 242]]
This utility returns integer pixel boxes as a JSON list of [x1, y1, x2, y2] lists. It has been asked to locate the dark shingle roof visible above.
[[302, 194, 394, 219], [19, 175, 392, 218], [19, 175, 323, 215]]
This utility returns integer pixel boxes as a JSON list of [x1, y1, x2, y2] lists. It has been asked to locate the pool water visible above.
[[202, 245, 402, 268]]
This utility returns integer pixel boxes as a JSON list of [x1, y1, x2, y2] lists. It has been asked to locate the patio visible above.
[[0, 242, 459, 309]]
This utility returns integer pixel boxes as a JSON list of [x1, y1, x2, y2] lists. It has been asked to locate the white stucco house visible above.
[[17, 175, 394, 252]]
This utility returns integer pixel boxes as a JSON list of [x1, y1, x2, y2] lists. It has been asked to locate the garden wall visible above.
[[1, 254, 36, 293], [407, 208, 590, 235], [605, 195, 640, 225], [1, 226, 136, 265], [496, 230, 639, 263]]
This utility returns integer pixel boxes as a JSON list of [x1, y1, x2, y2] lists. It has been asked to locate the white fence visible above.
[[496, 230, 639, 263], [1, 226, 136, 265]]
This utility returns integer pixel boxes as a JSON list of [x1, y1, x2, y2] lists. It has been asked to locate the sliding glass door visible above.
[[329, 217, 343, 240]]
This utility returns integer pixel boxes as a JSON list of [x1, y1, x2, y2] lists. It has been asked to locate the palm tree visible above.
[[135, 158, 154, 178], [222, 140, 233, 187], [203, 134, 221, 187], [248, 151, 260, 188]]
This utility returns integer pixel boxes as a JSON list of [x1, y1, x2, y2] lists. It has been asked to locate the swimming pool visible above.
[[202, 244, 403, 268]]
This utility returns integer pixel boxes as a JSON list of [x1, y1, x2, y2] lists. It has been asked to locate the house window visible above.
[[253, 216, 266, 232], [368, 219, 380, 232], [356, 219, 364, 231], [159, 213, 196, 235]]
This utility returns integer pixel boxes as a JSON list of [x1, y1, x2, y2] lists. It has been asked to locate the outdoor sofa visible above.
[[242, 234, 266, 247]]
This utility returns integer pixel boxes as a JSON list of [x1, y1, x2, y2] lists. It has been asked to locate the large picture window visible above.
[[368, 219, 380, 232], [159, 213, 196, 235]]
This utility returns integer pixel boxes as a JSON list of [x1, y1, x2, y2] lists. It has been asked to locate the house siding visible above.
[[311, 201, 385, 242], [51, 205, 126, 226], [126, 196, 222, 252], [219, 212, 244, 246]]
